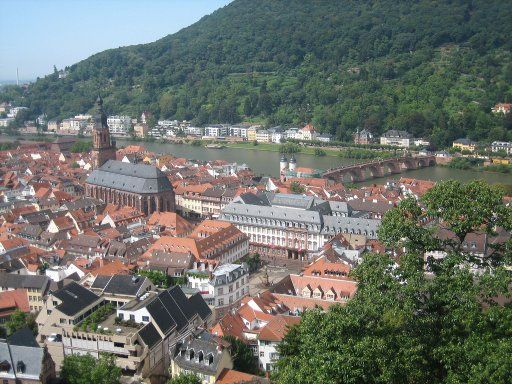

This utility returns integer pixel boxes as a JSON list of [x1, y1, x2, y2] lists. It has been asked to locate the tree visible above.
[[70, 141, 92, 153], [138, 269, 172, 288], [274, 180, 512, 384], [166, 373, 201, 384], [224, 335, 259, 375], [61, 353, 121, 384], [290, 182, 305, 194], [5, 310, 37, 335]]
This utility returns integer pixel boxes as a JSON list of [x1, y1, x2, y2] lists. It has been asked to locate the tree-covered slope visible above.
[[3, 0, 512, 146]]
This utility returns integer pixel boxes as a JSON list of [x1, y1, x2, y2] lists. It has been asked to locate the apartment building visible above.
[[107, 115, 132, 135], [204, 125, 228, 138], [144, 220, 249, 266], [36, 282, 212, 377], [0, 273, 50, 312], [187, 263, 249, 320]]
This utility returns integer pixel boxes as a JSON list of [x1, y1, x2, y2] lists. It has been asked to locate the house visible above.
[[216, 368, 268, 383], [146, 211, 194, 237], [284, 128, 299, 140], [90, 274, 154, 308], [205, 125, 228, 138], [50, 138, 76, 153], [491, 141, 512, 155], [353, 129, 373, 145], [187, 263, 250, 320], [453, 138, 477, 152], [246, 127, 258, 142], [0, 328, 55, 383], [171, 330, 233, 384], [269, 126, 285, 143], [258, 315, 300, 372], [255, 130, 271, 143], [380, 130, 413, 147], [317, 133, 333, 143], [143, 220, 249, 266], [0, 273, 50, 312], [144, 249, 194, 278], [491, 103, 512, 114], [47, 120, 60, 132], [0, 289, 30, 322], [298, 124, 317, 141]]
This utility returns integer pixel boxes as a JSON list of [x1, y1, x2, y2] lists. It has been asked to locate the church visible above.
[[85, 96, 175, 215]]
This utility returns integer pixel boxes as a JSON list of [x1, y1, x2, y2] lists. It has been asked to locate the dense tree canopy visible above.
[[61, 353, 121, 384], [5, 310, 37, 336], [166, 373, 201, 384], [274, 181, 512, 384], [224, 335, 259, 375], [2, 0, 512, 146]]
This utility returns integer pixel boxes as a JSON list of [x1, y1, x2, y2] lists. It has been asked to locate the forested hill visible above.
[[3, 0, 512, 146]]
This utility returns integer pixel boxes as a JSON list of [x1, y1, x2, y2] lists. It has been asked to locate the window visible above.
[[218, 299, 224, 306], [60, 318, 66, 324], [129, 314, 135, 321], [142, 316, 149, 322], [218, 287, 224, 295], [260, 351, 264, 357], [118, 313, 124, 320]]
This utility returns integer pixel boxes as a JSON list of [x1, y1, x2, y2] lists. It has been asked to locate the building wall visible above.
[[258, 339, 279, 372]]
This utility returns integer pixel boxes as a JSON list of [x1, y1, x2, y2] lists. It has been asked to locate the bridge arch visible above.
[[382, 162, 400, 174], [401, 159, 417, 170]]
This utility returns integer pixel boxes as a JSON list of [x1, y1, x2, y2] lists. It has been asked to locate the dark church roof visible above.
[[86, 160, 173, 194]]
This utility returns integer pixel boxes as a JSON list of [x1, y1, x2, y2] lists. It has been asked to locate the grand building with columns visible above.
[[85, 96, 175, 215]]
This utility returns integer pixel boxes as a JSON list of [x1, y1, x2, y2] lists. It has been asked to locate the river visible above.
[[117, 139, 512, 185]]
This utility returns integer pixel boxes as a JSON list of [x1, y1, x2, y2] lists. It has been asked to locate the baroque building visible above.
[[85, 96, 175, 215], [220, 192, 380, 266]]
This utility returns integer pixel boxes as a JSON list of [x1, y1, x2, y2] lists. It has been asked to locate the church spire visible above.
[[91, 94, 116, 168]]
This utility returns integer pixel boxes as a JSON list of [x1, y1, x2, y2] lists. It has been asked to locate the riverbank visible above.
[[223, 141, 341, 157], [443, 157, 512, 175]]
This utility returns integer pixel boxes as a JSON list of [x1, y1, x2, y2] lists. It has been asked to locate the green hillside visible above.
[[2, 0, 512, 146]]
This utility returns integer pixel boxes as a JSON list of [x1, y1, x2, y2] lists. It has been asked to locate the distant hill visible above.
[[2, 0, 512, 146]]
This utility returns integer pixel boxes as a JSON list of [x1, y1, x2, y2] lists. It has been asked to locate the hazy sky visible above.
[[0, 0, 232, 81]]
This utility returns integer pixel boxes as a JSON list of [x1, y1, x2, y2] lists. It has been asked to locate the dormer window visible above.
[[16, 361, 25, 373], [188, 349, 195, 360], [207, 353, 214, 365], [0, 360, 10, 372]]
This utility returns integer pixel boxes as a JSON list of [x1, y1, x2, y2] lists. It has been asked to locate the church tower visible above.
[[91, 95, 116, 168]]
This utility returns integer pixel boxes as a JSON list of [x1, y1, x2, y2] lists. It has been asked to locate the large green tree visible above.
[[5, 310, 37, 335], [274, 180, 512, 384], [224, 335, 259, 375], [61, 353, 121, 384], [166, 373, 201, 384]]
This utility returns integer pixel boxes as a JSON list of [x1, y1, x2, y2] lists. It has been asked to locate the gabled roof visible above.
[[258, 315, 300, 342], [0, 273, 49, 291], [52, 282, 101, 316], [92, 274, 149, 297], [138, 323, 161, 349], [86, 160, 173, 194]]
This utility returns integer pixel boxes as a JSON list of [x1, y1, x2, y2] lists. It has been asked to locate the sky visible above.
[[0, 0, 232, 81]]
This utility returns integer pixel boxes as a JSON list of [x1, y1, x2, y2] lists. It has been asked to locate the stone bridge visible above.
[[322, 155, 436, 182]]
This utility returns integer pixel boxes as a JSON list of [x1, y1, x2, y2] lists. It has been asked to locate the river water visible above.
[[117, 140, 512, 185]]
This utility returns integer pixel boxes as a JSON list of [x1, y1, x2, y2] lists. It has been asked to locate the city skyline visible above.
[[0, 0, 232, 81]]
